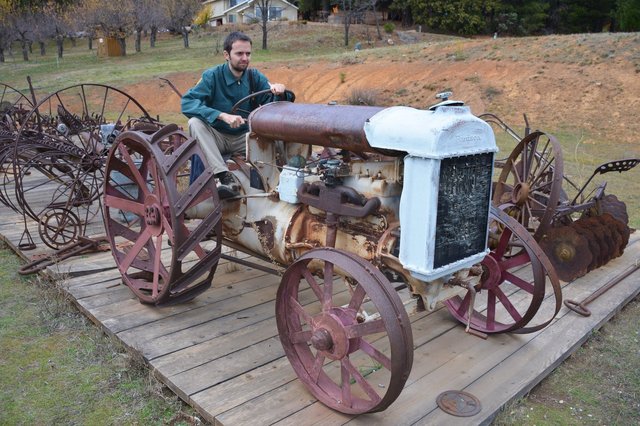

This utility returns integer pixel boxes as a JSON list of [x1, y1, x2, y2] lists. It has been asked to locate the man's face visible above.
[[224, 40, 251, 75]]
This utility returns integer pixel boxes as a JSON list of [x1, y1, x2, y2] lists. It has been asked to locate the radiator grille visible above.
[[434, 153, 493, 269]]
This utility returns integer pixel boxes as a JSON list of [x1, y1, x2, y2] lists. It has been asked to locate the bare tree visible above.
[[253, 0, 296, 50], [43, 1, 73, 59], [132, 0, 164, 52], [0, 1, 13, 62], [10, 10, 36, 61], [161, 0, 201, 49], [336, 0, 377, 46]]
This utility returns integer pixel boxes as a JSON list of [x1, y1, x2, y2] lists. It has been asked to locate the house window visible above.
[[255, 6, 283, 20], [228, 14, 236, 23]]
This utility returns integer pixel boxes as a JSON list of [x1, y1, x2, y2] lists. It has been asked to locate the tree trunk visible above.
[[22, 40, 29, 61], [117, 37, 127, 56], [70, 36, 76, 47], [0, 48, 4, 63], [182, 30, 189, 48], [135, 29, 142, 52], [150, 26, 157, 48], [57, 38, 64, 58], [39, 41, 46, 56], [344, 17, 351, 46], [88, 37, 93, 50], [373, 2, 382, 40]]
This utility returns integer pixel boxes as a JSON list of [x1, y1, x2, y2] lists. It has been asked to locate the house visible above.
[[203, 0, 298, 26]]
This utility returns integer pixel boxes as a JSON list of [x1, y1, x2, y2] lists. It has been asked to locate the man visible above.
[[181, 31, 287, 198]]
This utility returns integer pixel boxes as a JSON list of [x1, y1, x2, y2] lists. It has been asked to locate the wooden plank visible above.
[[417, 254, 640, 425], [103, 270, 277, 334]]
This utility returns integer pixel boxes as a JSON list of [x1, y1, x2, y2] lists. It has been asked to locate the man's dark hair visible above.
[[223, 31, 252, 53]]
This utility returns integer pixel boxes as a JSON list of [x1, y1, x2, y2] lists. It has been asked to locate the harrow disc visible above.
[[539, 225, 592, 282], [493, 131, 564, 240], [103, 125, 223, 305]]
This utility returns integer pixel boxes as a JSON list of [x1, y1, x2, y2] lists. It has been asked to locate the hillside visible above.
[[123, 26, 640, 224]]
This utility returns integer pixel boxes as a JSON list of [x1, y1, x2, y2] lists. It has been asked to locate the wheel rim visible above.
[[445, 206, 562, 334], [103, 125, 223, 305], [276, 247, 413, 414], [493, 131, 564, 240]]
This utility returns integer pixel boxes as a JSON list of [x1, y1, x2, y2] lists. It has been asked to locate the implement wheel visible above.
[[103, 125, 222, 305], [493, 131, 564, 240]]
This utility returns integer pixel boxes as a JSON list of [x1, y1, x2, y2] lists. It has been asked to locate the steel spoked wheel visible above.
[[445, 206, 562, 334], [276, 248, 413, 414], [38, 207, 82, 249], [493, 131, 564, 240], [103, 125, 222, 305]]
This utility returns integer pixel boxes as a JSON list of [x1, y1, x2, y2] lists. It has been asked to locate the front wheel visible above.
[[276, 248, 413, 414]]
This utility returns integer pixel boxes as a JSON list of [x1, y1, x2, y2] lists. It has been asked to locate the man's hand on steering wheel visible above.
[[269, 83, 286, 96], [231, 88, 296, 115]]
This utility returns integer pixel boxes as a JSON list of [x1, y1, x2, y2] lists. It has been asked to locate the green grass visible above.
[[0, 243, 200, 425], [1, 25, 354, 96], [493, 297, 640, 425]]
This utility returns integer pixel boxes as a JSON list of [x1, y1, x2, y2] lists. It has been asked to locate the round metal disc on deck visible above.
[[436, 390, 482, 417]]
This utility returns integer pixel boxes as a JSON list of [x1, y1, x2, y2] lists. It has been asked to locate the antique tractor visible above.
[[102, 95, 562, 413]]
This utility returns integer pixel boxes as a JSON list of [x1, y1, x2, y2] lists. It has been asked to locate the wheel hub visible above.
[[144, 194, 163, 235], [480, 254, 502, 290], [311, 309, 355, 360], [511, 182, 530, 205]]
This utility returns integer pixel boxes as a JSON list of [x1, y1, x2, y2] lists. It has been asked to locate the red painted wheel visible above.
[[276, 248, 413, 414], [445, 206, 562, 334], [103, 125, 222, 305], [493, 131, 564, 240]]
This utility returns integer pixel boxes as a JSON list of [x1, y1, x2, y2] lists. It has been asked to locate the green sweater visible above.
[[181, 62, 271, 135]]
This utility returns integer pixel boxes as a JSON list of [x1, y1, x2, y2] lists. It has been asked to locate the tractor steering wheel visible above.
[[230, 89, 296, 115]]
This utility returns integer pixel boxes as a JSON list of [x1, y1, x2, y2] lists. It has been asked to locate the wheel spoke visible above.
[[288, 296, 313, 324], [302, 268, 323, 302], [322, 261, 334, 311], [290, 330, 312, 344], [347, 283, 366, 311], [486, 291, 496, 330], [346, 318, 386, 339], [342, 357, 381, 404], [310, 353, 325, 384], [152, 234, 163, 297], [120, 226, 152, 271], [502, 271, 535, 294], [118, 144, 149, 196], [499, 251, 531, 270], [359, 339, 392, 371], [493, 286, 523, 322]]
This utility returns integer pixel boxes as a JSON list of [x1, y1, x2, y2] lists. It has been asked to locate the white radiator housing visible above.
[[364, 105, 498, 281]]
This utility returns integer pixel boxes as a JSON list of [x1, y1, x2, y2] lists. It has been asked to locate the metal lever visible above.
[[564, 262, 640, 317]]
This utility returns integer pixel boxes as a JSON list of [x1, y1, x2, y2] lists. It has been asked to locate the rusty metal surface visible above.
[[539, 225, 592, 282], [276, 247, 413, 414], [436, 390, 482, 417], [565, 262, 640, 317], [249, 103, 390, 154], [103, 125, 223, 305]]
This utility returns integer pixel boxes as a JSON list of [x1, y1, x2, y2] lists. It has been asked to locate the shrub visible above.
[[383, 22, 395, 34], [346, 88, 380, 106]]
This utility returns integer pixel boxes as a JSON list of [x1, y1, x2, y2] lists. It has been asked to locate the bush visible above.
[[383, 22, 395, 34], [346, 88, 380, 106]]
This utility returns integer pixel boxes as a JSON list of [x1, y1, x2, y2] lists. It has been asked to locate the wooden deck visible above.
[[1, 199, 638, 425]]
